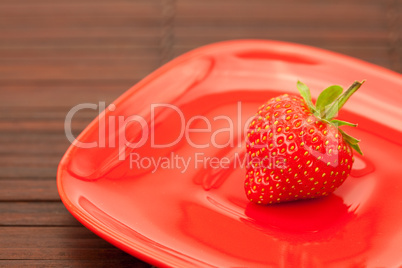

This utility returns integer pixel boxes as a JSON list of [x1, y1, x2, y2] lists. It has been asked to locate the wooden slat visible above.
[[0, 38, 160, 50], [0, 2, 161, 18], [0, 259, 148, 268], [0, 1, 163, 54], [0, 227, 146, 264], [0, 168, 57, 179], [0, 123, 96, 159], [0, 155, 61, 167], [171, 0, 399, 72], [0, 107, 99, 120], [0, 134, 69, 156], [0, 28, 160, 41], [181, 0, 392, 2], [0, 226, 113, 249], [0, 162, 60, 186], [0, 47, 159, 60], [0, 120, 89, 134], [0, 179, 59, 200], [0, 107, 108, 156], [175, 26, 389, 45], [0, 247, 144, 262], [0, 155, 61, 178], [0, 83, 133, 107], [0, 202, 79, 226], [0, 59, 156, 81], [0, 107, 98, 155], [175, 1, 385, 26], [0, 0, 153, 3], [0, 107, 99, 135]]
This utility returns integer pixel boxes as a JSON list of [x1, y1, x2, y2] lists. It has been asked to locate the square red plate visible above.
[[58, 40, 402, 267]]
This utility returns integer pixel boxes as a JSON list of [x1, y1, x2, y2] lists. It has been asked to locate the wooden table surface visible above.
[[0, 0, 400, 267]]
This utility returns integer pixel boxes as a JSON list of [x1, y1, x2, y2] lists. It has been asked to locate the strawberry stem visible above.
[[323, 81, 365, 120], [331, 119, 357, 127]]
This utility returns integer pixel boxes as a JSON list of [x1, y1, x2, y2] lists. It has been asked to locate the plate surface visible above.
[[57, 40, 402, 267]]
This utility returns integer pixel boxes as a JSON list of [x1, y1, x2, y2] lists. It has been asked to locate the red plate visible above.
[[57, 40, 402, 267]]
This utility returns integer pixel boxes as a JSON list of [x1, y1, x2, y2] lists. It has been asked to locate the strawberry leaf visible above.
[[338, 129, 360, 144], [297, 81, 317, 114], [316, 85, 343, 115], [331, 119, 357, 127], [323, 81, 365, 120], [349, 143, 363, 155], [338, 129, 363, 155]]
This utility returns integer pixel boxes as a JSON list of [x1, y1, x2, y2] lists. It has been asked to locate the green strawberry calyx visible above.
[[297, 80, 365, 155]]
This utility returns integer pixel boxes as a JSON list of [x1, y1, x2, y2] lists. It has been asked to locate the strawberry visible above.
[[245, 81, 364, 205]]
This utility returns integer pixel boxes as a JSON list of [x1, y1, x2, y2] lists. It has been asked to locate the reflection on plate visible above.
[[58, 40, 402, 267]]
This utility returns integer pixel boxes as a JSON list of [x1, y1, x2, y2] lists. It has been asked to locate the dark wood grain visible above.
[[173, 0, 400, 71], [0, 60, 157, 81], [0, 227, 148, 266], [0, 0, 400, 267], [0, 179, 59, 200], [0, 227, 119, 250], [0, 82, 133, 107], [0, 133, 70, 155], [175, 1, 384, 26], [0, 260, 149, 268], [0, 0, 161, 265], [0, 202, 79, 226]]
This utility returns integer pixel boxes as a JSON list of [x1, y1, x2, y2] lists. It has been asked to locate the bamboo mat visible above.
[[0, 0, 400, 267]]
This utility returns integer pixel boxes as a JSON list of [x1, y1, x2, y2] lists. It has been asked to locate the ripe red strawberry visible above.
[[245, 81, 364, 205]]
